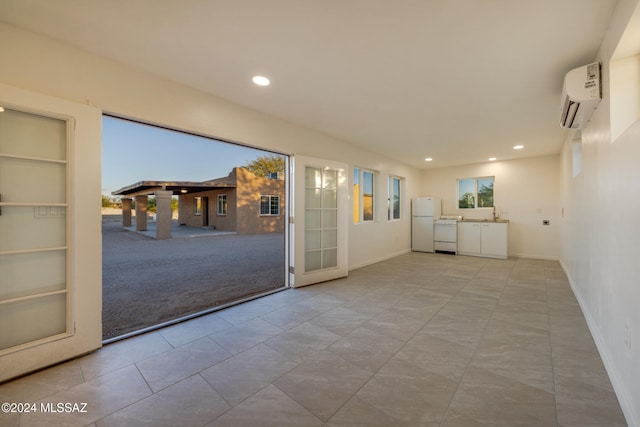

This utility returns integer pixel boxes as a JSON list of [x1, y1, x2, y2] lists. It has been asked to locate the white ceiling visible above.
[[0, 0, 620, 169]]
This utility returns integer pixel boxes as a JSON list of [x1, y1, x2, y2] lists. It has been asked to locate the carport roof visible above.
[[112, 180, 236, 196]]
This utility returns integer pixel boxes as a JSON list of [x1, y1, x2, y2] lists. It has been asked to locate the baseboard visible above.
[[509, 252, 559, 261], [348, 248, 412, 271], [559, 259, 638, 427]]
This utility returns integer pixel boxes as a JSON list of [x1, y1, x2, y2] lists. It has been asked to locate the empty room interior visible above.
[[1, 1, 640, 426]]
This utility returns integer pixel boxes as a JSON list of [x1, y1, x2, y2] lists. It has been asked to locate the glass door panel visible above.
[[0, 157, 66, 202], [0, 108, 66, 160], [0, 107, 68, 352], [305, 209, 321, 228], [322, 248, 338, 269], [0, 251, 66, 300], [0, 293, 67, 349], [0, 206, 66, 252], [291, 156, 347, 287], [304, 166, 339, 272]]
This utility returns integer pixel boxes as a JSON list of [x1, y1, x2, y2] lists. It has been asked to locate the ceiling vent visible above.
[[560, 62, 601, 129]]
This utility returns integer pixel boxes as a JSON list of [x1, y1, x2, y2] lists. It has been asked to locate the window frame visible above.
[[388, 175, 402, 221], [194, 196, 202, 215], [457, 176, 494, 209], [217, 194, 227, 216], [259, 195, 280, 216], [353, 167, 376, 223]]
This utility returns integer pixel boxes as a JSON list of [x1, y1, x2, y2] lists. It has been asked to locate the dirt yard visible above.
[[102, 218, 285, 340]]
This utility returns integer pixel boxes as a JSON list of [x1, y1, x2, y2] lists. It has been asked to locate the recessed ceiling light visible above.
[[489, 157, 497, 161], [513, 145, 524, 150], [424, 157, 433, 162], [252, 75, 270, 86], [0, 107, 5, 112]]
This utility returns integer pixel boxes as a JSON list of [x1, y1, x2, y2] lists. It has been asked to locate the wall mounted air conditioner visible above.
[[560, 62, 601, 129]]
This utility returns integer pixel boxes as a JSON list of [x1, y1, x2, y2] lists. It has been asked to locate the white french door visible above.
[[0, 83, 102, 382], [290, 155, 348, 287]]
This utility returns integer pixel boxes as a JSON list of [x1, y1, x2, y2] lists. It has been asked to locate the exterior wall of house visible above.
[[178, 193, 209, 227], [235, 167, 285, 234], [209, 189, 237, 232], [178, 190, 238, 230], [177, 168, 285, 234]]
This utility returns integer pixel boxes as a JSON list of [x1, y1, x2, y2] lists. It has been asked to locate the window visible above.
[[388, 176, 402, 220], [260, 195, 280, 215], [458, 177, 494, 209], [194, 196, 202, 215], [217, 194, 227, 215], [353, 168, 375, 222]]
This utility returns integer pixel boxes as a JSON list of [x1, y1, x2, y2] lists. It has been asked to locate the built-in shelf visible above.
[[0, 289, 68, 306], [0, 202, 67, 207], [0, 246, 67, 256], [0, 152, 67, 164]]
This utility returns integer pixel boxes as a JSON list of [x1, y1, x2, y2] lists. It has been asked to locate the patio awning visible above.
[[112, 180, 236, 196]]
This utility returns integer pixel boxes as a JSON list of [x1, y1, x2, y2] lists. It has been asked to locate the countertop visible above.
[[460, 218, 510, 223]]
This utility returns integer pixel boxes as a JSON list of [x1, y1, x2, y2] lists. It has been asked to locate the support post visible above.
[[121, 197, 132, 227], [155, 190, 173, 240], [135, 195, 148, 231]]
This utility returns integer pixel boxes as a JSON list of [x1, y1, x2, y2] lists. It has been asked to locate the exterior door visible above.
[[202, 196, 209, 226], [0, 83, 102, 382], [290, 155, 348, 287]]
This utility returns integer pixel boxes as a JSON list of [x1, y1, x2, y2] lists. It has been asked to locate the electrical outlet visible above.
[[542, 220, 550, 226]]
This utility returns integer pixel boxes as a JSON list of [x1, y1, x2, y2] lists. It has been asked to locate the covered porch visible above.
[[112, 180, 234, 240]]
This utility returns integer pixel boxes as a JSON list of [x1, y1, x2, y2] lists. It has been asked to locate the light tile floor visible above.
[[0, 253, 628, 426]]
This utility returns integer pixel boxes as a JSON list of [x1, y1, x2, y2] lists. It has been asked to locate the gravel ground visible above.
[[102, 218, 285, 340]]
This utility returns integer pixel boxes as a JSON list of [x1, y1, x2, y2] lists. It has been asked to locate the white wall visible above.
[[610, 54, 640, 141], [560, 0, 640, 424], [422, 155, 561, 259], [0, 22, 421, 271]]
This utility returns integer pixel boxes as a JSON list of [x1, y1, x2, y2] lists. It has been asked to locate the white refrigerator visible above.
[[411, 197, 442, 252]]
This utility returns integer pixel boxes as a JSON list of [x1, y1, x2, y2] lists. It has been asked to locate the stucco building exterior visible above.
[[112, 167, 285, 238]]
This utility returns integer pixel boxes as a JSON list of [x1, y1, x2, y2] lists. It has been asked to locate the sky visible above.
[[102, 116, 278, 197]]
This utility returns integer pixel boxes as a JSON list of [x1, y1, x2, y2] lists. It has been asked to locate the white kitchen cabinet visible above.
[[481, 222, 508, 258], [457, 221, 508, 259], [457, 222, 481, 254]]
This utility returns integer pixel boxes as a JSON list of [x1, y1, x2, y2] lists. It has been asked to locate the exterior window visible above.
[[353, 168, 375, 222], [217, 194, 227, 215], [458, 177, 494, 209], [260, 195, 280, 215], [194, 196, 202, 215], [388, 176, 402, 220]]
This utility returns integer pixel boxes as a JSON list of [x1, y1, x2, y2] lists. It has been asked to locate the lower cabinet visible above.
[[457, 222, 508, 259]]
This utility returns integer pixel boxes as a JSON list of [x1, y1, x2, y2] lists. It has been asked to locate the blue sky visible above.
[[102, 116, 274, 196], [458, 179, 475, 197]]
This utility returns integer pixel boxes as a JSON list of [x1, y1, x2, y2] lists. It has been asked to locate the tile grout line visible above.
[[546, 262, 562, 427], [437, 256, 500, 426]]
